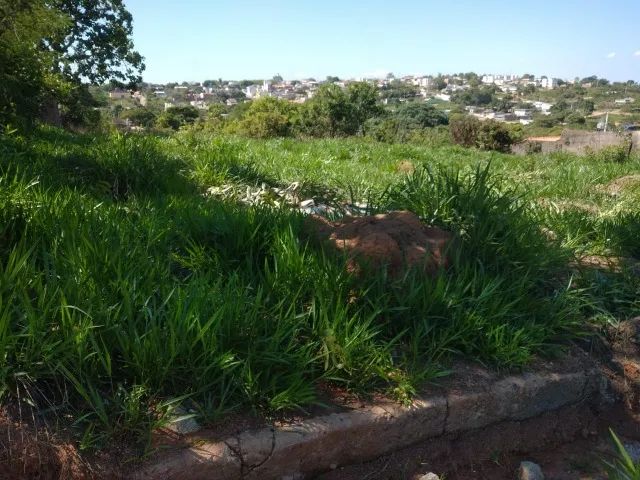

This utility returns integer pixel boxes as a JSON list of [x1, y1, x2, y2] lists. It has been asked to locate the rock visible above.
[[418, 474, 440, 480], [623, 441, 640, 463], [519, 461, 544, 480], [166, 406, 200, 435]]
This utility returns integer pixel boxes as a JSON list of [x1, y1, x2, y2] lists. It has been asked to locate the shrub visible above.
[[227, 97, 297, 138], [586, 142, 631, 163], [476, 120, 514, 153], [450, 115, 514, 152], [157, 106, 200, 130], [449, 114, 481, 147]]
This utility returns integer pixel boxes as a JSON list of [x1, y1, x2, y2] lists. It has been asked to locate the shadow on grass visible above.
[[0, 128, 196, 199]]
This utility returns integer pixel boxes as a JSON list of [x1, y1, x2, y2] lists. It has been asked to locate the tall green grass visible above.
[[0, 127, 638, 453]]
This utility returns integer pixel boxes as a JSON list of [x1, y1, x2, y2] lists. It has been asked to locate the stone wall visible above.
[[513, 129, 636, 155]]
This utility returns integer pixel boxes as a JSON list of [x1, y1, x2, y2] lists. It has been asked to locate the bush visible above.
[[586, 143, 631, 163], [449, 115, 514, 152], [157, 106, 200, 130], [476, 120, 514, 153], [122, 107, 157, 128], [449, 114, 481, 147], [226, 97, 297, 138]]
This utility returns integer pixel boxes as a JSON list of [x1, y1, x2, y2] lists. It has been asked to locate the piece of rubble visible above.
[[519, 461, 544, 480]]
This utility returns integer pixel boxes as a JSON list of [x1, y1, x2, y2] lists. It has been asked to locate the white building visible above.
[[412, 76, 431, 88], [513, 108, 533, 117], [532, 101, 553, 114], [540, 77, 557, 89], [109, 90, 129, 100], [434, 93, 451, 102], [245, 85, 260, 99]]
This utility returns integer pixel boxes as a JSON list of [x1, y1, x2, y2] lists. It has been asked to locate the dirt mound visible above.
[[598, 174, 640, 196], [396, 160, 415, 174], [604, 316, 640, 412], [307, 210, 452, 276]]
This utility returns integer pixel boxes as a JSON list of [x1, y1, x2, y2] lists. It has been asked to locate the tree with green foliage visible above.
[[298, 82, 382, 137], [157, 105, 199, 130], [452, 86, 497, 107], [475, 120, 514, 152], [379, 80, 419, 102], [394, 102, 449, 129], [449, 114, 514, 152], [122, 107, 157, 128], [366, 102, 449, 143], [0, 0, 143, 130], [0, 0, 66, 128], [46, 0, 143, 86], [432, 75, 447, 91], [228, 97, 298, 138], [449, 114, 481, 147], [347, 82, 383, 135]]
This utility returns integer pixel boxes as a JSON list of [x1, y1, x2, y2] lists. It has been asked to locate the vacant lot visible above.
[[1, 128, 639, 463]]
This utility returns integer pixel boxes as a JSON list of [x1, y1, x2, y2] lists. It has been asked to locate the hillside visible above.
[[1, 129, 640, 472]]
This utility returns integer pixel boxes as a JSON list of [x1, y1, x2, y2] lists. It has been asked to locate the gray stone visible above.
[[519, 461, 544, 480], [166, 406, 200, 435], [623, 441, 640, 463], [418, 473, 440, 480]]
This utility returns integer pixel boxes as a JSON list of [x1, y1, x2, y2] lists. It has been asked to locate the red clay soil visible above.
[[306, 210, 452, 277], [0, 410, 90, 480]]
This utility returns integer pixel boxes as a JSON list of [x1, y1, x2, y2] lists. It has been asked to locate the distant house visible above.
[[412, 76, 431, 88], [109, 89, 129, 100], [226, 98, 238, 107], [154, 90, 167, 97], [434, 93, 451, 102], [540, 77, 557, 89], [465, 106, 486, 114], [615, 97, 635, 104], [500, 85, 518, 93], [189, 100, 208, 110], [532, 101, 553, 115], [493, 112, 517, 122], [513, 108, 533, 117], [245, 85, 260, 99], [132, 91, 147, 106]]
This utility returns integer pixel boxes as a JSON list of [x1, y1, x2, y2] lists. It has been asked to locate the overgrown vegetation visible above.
[[1, 127, 639, 454]]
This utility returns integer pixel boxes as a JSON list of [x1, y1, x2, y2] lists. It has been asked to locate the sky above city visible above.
[[126, 0, 640, 83]]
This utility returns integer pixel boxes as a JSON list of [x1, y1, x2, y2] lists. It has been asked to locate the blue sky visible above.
[[126, 0, 640, 83]]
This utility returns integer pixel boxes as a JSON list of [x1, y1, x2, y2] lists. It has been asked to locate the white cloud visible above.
[[634, 50, 640, 57], [607, 52, 616, 58]]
